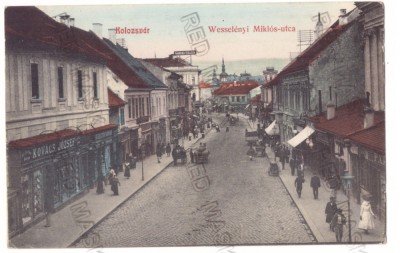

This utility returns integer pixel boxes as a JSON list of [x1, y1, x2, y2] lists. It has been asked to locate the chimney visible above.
[[339, 9, 348, 25], [69, 18, 75, 27], [108, 28, 117, 44], [363, 106, 375, 129], [93, 23, 103, 38], [326, 101, 335, 120]]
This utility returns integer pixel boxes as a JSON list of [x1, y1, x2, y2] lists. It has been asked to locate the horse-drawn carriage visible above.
[[245, 129, 259, 146], [229, 116, 239, 126], [172, 145, 187, 165], [193, 142, 210, 164]]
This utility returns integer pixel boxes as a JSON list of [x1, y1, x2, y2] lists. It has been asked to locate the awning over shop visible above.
[[288, 126, 315, 148], [265, 120, 279, 135]]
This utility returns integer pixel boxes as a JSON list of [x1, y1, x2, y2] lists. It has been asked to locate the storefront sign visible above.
[[22, 137, 79, 163], [95, 130, 113, 140]]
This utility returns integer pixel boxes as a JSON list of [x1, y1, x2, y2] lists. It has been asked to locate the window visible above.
[[242, 96, 245, 102], [58, 67, 64, 99], [120, 108, 125, 126], [141, 97, 145, 116], [77, 70, 83, 99], [135, 98, 139, 118], [31, 63, 39, 99], [93, 72, 98, 99], [128, 99, 132, 118], [236, 96, 240, 102]]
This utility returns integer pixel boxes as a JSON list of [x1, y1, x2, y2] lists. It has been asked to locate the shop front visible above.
[[7, 125, 118, 237], [7, 129, 81, 235]]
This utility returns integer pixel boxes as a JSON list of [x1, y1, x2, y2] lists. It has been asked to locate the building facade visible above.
[[6, 7, 118, 236]]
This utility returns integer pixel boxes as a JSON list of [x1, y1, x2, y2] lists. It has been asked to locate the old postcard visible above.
[[4, 1, 390, 252]]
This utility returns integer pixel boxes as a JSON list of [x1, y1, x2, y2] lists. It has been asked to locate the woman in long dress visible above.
[[358, 199, 376, 234]]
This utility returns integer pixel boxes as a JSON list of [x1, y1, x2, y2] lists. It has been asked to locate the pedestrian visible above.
[[247, 145, 256, 161], [96, 174, 104, 194], [226, 126, 229, 132], [130, 155, 137, 170], [110, 175, 121, 195], [310, 172, 321, 199], [108, 167, 116, 184], [156, 144, 162, 163], [325, 197, 338, 231], [189, 148, 194, 163], [280, 146, 286, 170], [358, 197, 376, 234], [166, 143, 171, 157], [297, 162, 304, 179], [124, 161, 130, 179], [294, 175, 304, 198], [290, 157, 296, 176], [172, 146, 178, 165], [332, 209, 346, 242]]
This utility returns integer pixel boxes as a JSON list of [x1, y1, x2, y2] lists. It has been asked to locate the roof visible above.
[[214, 80, 259, 96], [349, 121, 385, 154], [108, 88, 126, 108], [5, 6, 110, 62], [102, 39, 167, 89], [312, 99, 385, 138], [199, 81, 212, 89], [143, 56, 194, 68], [267, 9, 358, 85]]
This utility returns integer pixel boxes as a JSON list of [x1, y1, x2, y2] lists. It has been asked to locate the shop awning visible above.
[[265, 120, 279, 135], [287, 126, 315, 148]]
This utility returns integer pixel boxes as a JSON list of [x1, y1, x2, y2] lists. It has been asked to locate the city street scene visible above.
[[5, 1, 387, 250]]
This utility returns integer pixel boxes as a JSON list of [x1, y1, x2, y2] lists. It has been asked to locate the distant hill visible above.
[[193, 58, 290, 82]]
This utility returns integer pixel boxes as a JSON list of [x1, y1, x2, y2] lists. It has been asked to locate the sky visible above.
[[37, 2, 355, 61], [2, 1, 400, 253]]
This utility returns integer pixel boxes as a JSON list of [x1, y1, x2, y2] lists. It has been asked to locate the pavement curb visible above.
[[69, 159, 174, 247], [69, 118, 219, 247]]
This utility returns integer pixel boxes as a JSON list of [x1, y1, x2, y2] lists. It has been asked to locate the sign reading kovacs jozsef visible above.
[[21, 137, 79, 163]]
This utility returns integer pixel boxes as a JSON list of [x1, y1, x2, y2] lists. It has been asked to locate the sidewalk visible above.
[[245, 116, 386, 243], [9, 116, 220, 248]]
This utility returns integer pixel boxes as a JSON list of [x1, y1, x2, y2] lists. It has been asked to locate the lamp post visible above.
[[274, 111, 283, 162], [341, 173, 354, 242], [140, 143, 145, 181]]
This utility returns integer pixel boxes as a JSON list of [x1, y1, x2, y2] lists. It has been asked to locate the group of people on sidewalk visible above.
[[324, 196, 377, 242]]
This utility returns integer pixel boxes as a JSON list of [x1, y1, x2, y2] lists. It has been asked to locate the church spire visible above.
[[314, 12, 324, 39], [221, 57, 226, 74]]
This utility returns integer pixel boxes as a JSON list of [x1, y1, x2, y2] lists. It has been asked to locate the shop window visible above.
[[20, 171, 44, 225]]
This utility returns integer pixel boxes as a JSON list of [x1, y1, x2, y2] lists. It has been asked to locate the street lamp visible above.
[[140, 143, 145, 181], [341, 173, 354, 242]]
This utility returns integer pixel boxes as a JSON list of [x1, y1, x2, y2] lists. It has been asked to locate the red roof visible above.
[[214, 80, 259, 96], [5, 6, 110, 62], [143, 57, 193, 68], [8, 129, 79, 149], [199, 81, 212, 89], [5, 7, 151, 89], [349, 121, 385, 154], [312, 99, 385, 138], [267, 11, 356, 86], [108, 88, 126, 108]]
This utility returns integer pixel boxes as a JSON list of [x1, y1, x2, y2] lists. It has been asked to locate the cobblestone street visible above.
[[73, 114, 315, 247]]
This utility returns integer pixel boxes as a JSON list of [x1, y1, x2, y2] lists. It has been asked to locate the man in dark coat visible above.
[[325, 197, 338, 231], [310, 172, 321, 199], [294, 175, 304, 198], [290, 158, 296, 176], [110, 175, 121, 195], [189, 148, 195, 163], [156, 145, 162, 163], [332, 208, 346, 242], [166, 143, 171, 157]]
